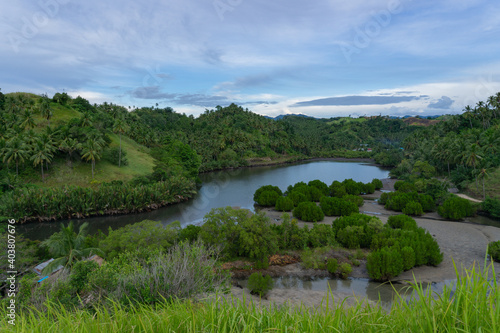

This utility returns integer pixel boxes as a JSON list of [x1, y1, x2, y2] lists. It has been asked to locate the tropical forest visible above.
[[1, 89, 500, 332]]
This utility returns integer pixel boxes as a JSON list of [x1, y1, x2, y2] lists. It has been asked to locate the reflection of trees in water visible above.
[[302, 280, 313, 290], [364, 281, 419, 307], [326, 278, 353, 293], [279, 276, 299, 289]]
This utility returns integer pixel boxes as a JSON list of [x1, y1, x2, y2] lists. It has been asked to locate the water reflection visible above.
[[238, 276, 456, 309]]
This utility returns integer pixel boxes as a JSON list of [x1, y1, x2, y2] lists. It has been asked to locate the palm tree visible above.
[[3, 137, 29, 175], [39, 97, 52, 126], [112, 118, 128, 167], [20, 109, 36, 130], [478, 167, 489, 200], [39, 133, 57, 172], [41, 222, 103, 275], [59, 137, 79, 167], [463, 143, 483, 191], [31, 139, 54, 182], [80, 112, 93, 127], [463, 106, 475, 129], [80, 138, 103, 178]]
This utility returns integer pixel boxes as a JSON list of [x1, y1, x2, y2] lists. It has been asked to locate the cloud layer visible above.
[[1, 0, 499, 117]]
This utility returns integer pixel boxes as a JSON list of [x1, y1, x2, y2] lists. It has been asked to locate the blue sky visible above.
[[1, 0, 500, 118]]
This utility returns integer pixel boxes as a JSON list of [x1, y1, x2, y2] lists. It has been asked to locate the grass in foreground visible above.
[[2, 261, 498, 332]]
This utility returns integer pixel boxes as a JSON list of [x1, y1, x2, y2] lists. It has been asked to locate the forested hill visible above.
[[0, 90, 416, 190], [390, 93, 500, 202]]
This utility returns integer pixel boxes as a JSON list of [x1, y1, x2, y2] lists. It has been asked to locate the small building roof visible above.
[[33, 259, 63, 276]]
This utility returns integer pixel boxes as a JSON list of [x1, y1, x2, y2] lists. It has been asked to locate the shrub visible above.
[[342, 179, 363, 195], [394, 181, 417, 193], [70, 260, 99, 293], [379, 192, 390, 205], [400, 246, 416, 271], [308, 224, 336, 248], [238, 213, 278, 266], [300, 246, 329, 269], [199, 207, 248, 258], [293, 202, 324, 222], [402, 201, 424, 216], [320, 197, 358, 216], [367, 246, 403, 281], [385, 192, 420, 211], [89, 241, 230, 306], [275, 196, 294, 211], [320, 197, 341, 216], [100, 220, 180, 260], [488, 241, 500, 262], [438, 196, 476, 220], [329, 182, 347, 198], [247, 272, 274, 297], [371, 178, 383, 190], [308, 180, 329, 196], [387, 215, 418, 231], [337, 226, 364, 249], [288, 191, 309, 206], [363, 183, 376, 194], [271, 214, 308, 250], [418, 194, 436, 212], [338, 263, 352, 279], [326, 258, 338, 274], [256, 190, 280, 206], [482, 197, 500, 219], [178, 225, 201, 242], [309, 186, 324, 202], [253, 185, 282, 203], [342, 194, 364, 207]]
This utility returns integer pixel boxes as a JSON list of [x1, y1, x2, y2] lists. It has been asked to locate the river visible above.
[[18, 160, 390, 240]]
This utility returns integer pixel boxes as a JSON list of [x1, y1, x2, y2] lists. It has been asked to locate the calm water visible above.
[[18, 160, 390, 240], [237, 276, 455, 309]]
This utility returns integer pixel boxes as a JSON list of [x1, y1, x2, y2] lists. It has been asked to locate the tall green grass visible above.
[[2, 262, 498, 332]]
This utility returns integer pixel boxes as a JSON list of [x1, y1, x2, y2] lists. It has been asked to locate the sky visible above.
[[1, 0, 500, 118]]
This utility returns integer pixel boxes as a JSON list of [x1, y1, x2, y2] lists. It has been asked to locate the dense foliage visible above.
[[390, 93, 500, 207], [0, 178, 195, 222], [438, 196, 477, 220], [247, 272, 274, 297], [199, 207, 278, 265], [14, 242, 229, 309], [99, 220, 180, 259], [293, 202, 325, 222], [488, 240, 500, 262]]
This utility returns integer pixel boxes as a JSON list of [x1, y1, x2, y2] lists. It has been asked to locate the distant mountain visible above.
[[264, 113, 317, 120]]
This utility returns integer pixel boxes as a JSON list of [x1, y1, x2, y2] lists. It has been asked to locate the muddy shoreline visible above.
[[219, 178, 500, 308], [250, 178, 500, 284]]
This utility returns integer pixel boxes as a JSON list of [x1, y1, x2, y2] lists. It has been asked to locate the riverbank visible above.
[[221, 179, 500, 308], [199, 154, 376, 173]]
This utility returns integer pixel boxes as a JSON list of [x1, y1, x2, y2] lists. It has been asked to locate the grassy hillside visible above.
[[466, 166, 500, 200], [30, 133, 154, 187], [2, 92, 155, 187]]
